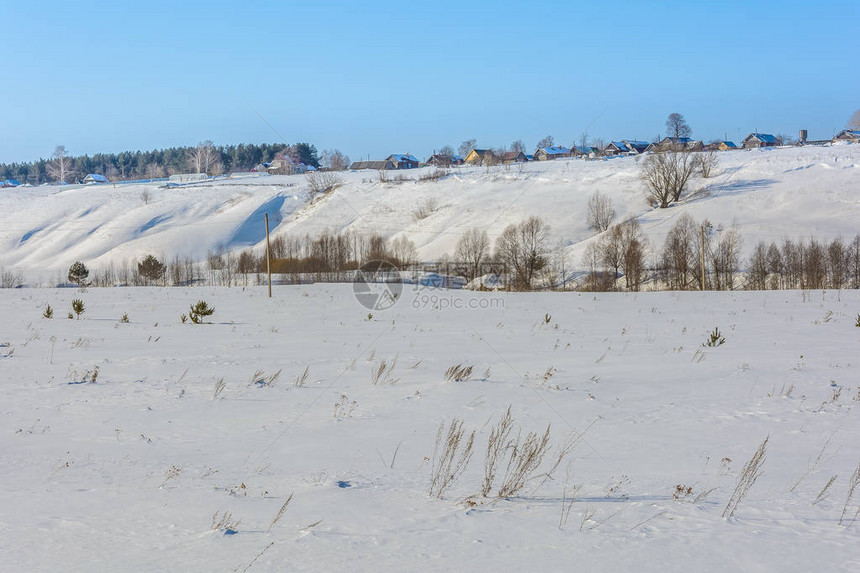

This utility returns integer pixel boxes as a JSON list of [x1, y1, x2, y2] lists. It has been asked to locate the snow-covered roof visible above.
[[387, 154, 418, 163], [84, 173, 109, 183], [539, 146, 571, 155], [835, 129, 860, 139], [746, 133, 778, 143]]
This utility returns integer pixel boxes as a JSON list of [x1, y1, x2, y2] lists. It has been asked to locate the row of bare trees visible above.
[[40, 210, 860, 293], [580, 211, 860, 292], [748, 235, 860, 291]]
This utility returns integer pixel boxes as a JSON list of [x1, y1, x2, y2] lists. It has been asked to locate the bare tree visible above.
[[454, 228, 490, 280], [46, 145, 75, 184], [849, 235, 860, 289], [390, 236, 417, 267], [599, 225, 624, 288], [586, 190, 616, 233], [322, 149, 350, 171], [578, 132, 590, 150], [849, 109, 860, 130], [187, 140, 221, 175], [660, 213, 699, 289], [826, 237, 847, 289], [775, 133, 795, 146], [665, 113, 692, 139], [439, 144, 456, 159], [641, 150, 697, 208], [510, 139, 526, 154], [306, 171, 342, 195], [458, 139, 477, 158], [494, 216, 549, 290], [697, 150, 719, 178], [145, 162, 164, 179], [536, 135, 555, 149], [747, 241, 769, 290], [581, 242, 613, 291], [710, 224, 743, 290], [620, 219, 646, 291]]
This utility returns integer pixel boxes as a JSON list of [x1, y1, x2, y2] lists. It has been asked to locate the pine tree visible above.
[[138, 255, 166, 284], [68, 261, 90, 287]]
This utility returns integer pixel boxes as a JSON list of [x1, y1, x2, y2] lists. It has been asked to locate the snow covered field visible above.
[[2, 284, 860, 571], [1, 144, 859, 282]]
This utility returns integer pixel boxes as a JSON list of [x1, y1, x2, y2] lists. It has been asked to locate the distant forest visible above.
[[0, 142, 320, 184]]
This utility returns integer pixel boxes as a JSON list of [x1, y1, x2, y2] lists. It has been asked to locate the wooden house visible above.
[[833, 129, 860, 143], [426, 154, 463, 167], [267, 154, 309, 175], [742, 133, 779, 148], [386, 154, 419, 169], [501, 151, 528, 163], [572, 146, 600, 158], [464, 149, 498, 165], [350, 160, 395, 170], [533, 146, 571, 161], [82, 173, 109, 184]]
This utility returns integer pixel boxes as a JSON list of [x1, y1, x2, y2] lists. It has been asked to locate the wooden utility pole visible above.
[[265, 213, 272, 298], [700, 224, 706, 290]]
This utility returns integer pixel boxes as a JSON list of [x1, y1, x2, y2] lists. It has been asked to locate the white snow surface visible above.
[[1, 144, 859, 281], [2, 285, 860, 571]]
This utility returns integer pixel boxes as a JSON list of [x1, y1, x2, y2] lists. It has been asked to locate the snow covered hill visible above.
[[1, 144, 859, 282]]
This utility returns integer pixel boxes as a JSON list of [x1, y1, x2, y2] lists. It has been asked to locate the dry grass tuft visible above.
[[723, 435, 768, 518], [443, 363, 473, 382], [429, 418, 476, 499]]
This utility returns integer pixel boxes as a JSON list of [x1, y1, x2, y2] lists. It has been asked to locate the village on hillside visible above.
[[3, 126, 859, 188]]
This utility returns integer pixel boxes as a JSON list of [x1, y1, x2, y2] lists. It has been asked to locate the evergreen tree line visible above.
[[0, 142, 320, 184]]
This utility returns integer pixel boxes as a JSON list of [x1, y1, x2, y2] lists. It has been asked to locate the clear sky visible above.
[[1, 0, 857, 164]]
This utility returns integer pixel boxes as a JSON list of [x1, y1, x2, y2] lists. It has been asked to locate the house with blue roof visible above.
[[742, 133, 779, 149], [572, 146, 600, 158], [1, 179, 22, 187], [82, 173, 110, 184], [534, 146, 572, 161], [604, 140, 650, 156], [386, 154, 419, 169], [426, 153, 464, 167], [833, 129, 860, 143]]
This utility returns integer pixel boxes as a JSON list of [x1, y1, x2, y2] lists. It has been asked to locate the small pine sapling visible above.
[[120, 313, 130, 323], [71, 299, 85, 319], [703, 327, 725, 347], [855, 314, 860, 328], [42, 304, 53, 319], [188, 300, 214, 324]]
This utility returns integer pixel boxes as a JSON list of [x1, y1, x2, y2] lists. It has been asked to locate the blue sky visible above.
[[0, 0, 857, 164]]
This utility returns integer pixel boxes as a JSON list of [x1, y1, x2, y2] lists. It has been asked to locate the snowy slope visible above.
[[1, 144, 859, 280], [1, 285, 860, 571]]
